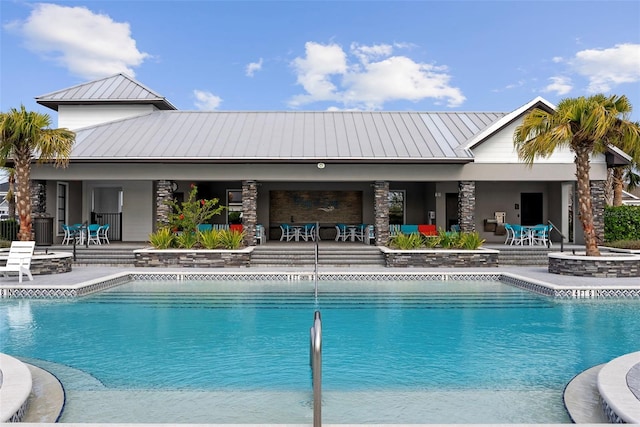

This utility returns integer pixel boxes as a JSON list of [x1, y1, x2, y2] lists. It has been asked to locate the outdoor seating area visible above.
[[504, 224, 552, 246], [61, 223, 111, 245], [0, 241, 35, 283], [277, 223, 374, 243], [389, 224, 438, 237]]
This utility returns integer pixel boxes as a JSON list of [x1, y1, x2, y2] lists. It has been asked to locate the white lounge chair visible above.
[[0, 241, 35, 283]]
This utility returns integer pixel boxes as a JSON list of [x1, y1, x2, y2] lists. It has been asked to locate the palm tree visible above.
[[514, 94, 640, 256], [0, 106, 75, 241]]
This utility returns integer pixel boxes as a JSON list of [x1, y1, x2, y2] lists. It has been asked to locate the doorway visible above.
[[520, 193, 543, 225], [446, 193, 458, 231]]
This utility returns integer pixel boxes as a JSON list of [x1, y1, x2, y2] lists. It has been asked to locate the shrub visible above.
[[219, 229, 245, 249], [605, 206, 640, 242], [149, 227, 174, 249], [175, 231, 198, 249], [459, 231, 485, 250], [438, 229, 462, 249], [389, 232, 423, 249], [199, 228, 222, 249]]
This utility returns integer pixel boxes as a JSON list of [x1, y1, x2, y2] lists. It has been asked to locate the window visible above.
[[56, 182, 68, 235], [227, 189, 243, 224], [388, 190, 405, 224]]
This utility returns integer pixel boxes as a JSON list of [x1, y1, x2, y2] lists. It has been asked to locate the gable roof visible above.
[[36, 73, 176, 111], [464, 96, 556, 150], [70, 110, 507, 163]]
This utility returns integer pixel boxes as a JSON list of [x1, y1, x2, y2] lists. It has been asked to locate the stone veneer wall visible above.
[[549, 253, 640, 277], [134, 249, 251, 268], [458, 181, 476, 232], [242, 180, 257, 246], [374, 181, 389, 246], [30, 255, 73, 274], [155, 180, 173, 228], [382, 249, 498, 268]]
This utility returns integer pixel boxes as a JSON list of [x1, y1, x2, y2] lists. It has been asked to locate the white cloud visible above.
[[289, 41, 464, 109], [193, 90, 222, 110], [6, 3, 149, 79], [571, 43, 640, 93], [552, 56, 564, 63], [543, 76, 573, 95], [246, 58, 263, 77]]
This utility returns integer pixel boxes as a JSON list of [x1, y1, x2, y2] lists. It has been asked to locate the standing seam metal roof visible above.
[[70, 110, 508, 162]]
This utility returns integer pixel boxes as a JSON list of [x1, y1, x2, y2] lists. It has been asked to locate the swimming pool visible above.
[[2, 278, 640, 423]]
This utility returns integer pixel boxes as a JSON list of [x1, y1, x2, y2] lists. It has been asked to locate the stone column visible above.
[[242, 180, 258, 246], [30, 180, 48, 240], [590, 180, 606, 244], [30, 180, 47, 216], [373, 181, 389, 246], [156, 180, 173, 229], [458, 181, 476, 232]]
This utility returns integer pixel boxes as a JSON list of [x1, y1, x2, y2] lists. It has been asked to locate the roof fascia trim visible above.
[[464, 96, 557, 151]]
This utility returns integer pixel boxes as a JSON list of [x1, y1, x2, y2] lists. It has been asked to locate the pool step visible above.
[[498, 247, 552, 266], [250, 244, 385, 267]]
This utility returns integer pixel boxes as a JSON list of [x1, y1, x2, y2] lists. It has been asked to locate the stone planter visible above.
[[381, 247, 499, 268], [0, 250, 73, 275], [548, 251, 640, 277], [133, 247, 253, 268]]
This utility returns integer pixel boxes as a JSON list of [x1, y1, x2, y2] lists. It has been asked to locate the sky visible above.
[[1, 0, 640, 123]]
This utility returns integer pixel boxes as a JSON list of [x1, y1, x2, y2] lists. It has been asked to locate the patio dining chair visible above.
[[255, 224, 266, 244], [508, 224, 529, 246], [302, 223, 316, 241], [335, 223, 348, 241], [280, 224, 294, 241], [354, 224, 367, 242], [87, 224, 102, 245], [61, 224, 75, 245], [531, 224, 552, 247], [98, 224, 110, 244]]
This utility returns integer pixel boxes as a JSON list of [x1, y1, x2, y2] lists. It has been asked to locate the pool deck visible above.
[[2, 262, 640, 425]]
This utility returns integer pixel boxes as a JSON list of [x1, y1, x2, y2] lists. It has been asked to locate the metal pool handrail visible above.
[[310, 310, 322, 427], [314, 221, 319, 298]]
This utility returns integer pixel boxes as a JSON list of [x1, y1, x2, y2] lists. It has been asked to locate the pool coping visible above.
[[2, 269, 640, 299]]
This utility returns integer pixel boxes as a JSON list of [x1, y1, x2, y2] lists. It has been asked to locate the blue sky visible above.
[[1, 0, 640, 122]]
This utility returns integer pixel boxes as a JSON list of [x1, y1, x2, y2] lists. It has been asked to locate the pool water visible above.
[[2, 279, 639, 423]]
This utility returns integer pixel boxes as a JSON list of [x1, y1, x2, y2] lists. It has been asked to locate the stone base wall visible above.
[[134, 249, 252, 268], [31, 255, 73, 274], [0, 251, 73, 275], [382, 248, 499, 268], [549, 253, 640, 277]]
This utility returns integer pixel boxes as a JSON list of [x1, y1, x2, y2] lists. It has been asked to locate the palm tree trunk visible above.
[[612, 167, 624, 206], [575, 147, 600, 256], [7, 170, 16, 218], [14, 151, 32, 241]]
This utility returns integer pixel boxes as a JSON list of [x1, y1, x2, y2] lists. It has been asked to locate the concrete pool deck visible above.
[[2, 263, 640, 424]]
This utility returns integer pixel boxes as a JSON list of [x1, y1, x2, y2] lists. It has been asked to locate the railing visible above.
[[314, 221, 319, 298], [547, 220, 566, 252], [309, 311, 322, 427]]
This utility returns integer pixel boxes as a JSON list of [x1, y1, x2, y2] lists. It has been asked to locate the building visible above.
[[28, 73, 627, 245]]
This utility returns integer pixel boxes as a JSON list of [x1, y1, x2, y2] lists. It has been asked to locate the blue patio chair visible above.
[[280, 223, 293, 241], [335, 223, 347, 241], [61, 224, 75, 245], [531, 224, 552, 247], [400, 224, 418, 235], [255, 224, 265, 244], [197, 224, 213, 232], [509, 224, 529, 246], [302, 223, 316, 241], [98, 224, 110, 244], [87, 224, 102, 245]]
